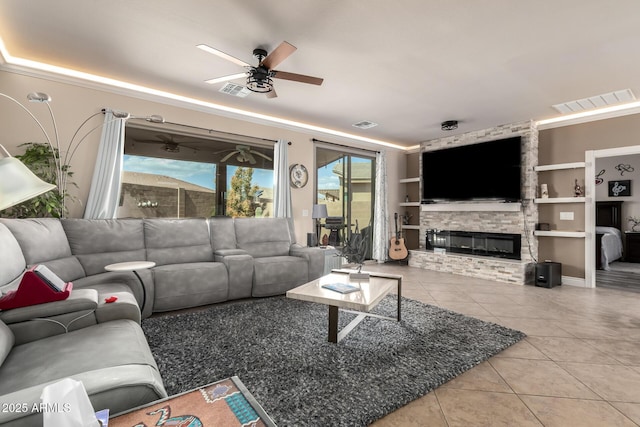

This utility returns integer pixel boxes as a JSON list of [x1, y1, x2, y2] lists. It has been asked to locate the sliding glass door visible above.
[[315, 144, 375, 257]]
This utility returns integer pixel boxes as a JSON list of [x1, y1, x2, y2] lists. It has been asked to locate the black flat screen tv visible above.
[[422, 136, 522, 203]]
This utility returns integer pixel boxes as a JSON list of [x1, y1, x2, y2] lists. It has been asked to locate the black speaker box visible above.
[[535, 262, 562, 288]]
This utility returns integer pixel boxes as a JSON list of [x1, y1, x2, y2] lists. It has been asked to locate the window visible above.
[[118, 125, 274, 218]]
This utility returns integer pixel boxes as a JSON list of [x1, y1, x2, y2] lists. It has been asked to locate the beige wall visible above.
[[539, 113, 640, 278], [0, 70, 404, 243]]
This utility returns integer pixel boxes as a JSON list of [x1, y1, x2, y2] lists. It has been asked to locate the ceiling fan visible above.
[[218, 145, 272, 164], [133, 135, 197, 153], [197, 41, 324, 98]]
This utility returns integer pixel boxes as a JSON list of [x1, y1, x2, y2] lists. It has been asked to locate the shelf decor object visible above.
[[574, 179, 584, 197], [540, 183, 549, 198]]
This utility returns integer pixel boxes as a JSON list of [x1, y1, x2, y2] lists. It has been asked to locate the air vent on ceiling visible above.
[[553, 89, 636, 114], [352, 120, 378, 129], [219, 83, 250, 98]]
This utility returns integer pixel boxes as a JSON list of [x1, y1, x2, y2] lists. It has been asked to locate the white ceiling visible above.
[[2, 0, 640, 148]]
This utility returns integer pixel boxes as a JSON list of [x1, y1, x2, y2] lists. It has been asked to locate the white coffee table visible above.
[[104, 261, 155, 312], [286, 269, 402, 343]]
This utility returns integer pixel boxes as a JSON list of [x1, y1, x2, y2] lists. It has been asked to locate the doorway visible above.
[[315, 144, 375, 253], [586, 144, 640, 288]]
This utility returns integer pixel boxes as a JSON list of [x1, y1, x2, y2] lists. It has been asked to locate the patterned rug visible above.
[[141, 295, 525, 426], [110, 376, 275, 427]]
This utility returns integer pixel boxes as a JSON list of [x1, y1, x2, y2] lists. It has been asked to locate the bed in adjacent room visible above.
[[596, 201, 624, 270]]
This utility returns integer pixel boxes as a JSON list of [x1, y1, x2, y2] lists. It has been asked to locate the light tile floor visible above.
[[364, 263, 640, 427]]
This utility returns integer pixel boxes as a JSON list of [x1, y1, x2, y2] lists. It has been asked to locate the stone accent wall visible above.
[[409, 251, 530, 284], [409, 120, 539, 284]]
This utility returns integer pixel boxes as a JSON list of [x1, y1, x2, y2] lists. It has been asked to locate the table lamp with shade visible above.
[[312, 204, 328, 247]]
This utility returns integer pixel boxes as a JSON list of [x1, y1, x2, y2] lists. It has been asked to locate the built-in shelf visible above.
[[534, 162, 586, 172], [421, 203, 522, 212], [534, 197, 586, 204], [534, 230, 586, 238], [399, 177, 420, 183], [400, 155, 421, 250]]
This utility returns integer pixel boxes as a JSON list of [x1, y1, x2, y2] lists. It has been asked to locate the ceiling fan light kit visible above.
[[246, 70, 274, 94]]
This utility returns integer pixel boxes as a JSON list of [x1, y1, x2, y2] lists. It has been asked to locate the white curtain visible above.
[[83, 111, 126, 219], [273, 139, 292, 218], [373, 150, 389, 262]]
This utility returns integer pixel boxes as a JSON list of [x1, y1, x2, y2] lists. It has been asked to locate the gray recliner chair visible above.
[[228, 218, 324, 297]]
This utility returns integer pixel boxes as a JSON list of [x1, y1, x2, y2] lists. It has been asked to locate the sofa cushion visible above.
[[144, 218, 213, 265], [0, 219, 85, 282], [234, 218, 293, 258], [0, 320, 14, 367], [209, 217, 237, 251], [0, 223, 26, 289], [62, 219, 146, 276], [252, 256, 309, 297], [0, 319, 166, 425], [152, 262, 228, 312]]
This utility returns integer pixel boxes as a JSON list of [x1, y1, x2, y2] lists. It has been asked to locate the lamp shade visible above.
[[312, 204, 328, 219], [0, 150, 56, 210]]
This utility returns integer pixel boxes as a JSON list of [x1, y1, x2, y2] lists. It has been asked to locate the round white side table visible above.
[[104, 261, 155, 312]]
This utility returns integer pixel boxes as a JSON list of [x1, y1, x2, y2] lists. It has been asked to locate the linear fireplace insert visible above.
[[426, 230, 521, 260]]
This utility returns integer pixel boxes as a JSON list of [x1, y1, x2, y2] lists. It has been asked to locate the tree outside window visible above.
[[226, 167, 261, 217]]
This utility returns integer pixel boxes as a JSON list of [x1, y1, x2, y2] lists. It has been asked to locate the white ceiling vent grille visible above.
[[352, 120, 378, 129], [553, 89, 635, 114], [219, 83, 250, 98]]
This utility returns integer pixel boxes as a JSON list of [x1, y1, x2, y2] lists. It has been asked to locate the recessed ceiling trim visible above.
[[0, 37, 407, 151]]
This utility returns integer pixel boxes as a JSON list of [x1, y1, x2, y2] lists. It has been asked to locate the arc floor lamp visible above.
[[0, 91, 160, 213]]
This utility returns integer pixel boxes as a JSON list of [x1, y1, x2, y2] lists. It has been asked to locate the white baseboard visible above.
[[561, 275, 587, 287]]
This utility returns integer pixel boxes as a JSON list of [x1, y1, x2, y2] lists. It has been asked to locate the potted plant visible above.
[[0, 142, 76, 218], [338, 231, 369, 280]]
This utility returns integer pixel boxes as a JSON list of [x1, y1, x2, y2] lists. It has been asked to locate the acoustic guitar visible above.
[[389, 213, 408, 260]]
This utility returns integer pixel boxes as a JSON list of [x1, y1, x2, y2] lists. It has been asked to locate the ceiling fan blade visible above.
[[205, 72, 248, 85], [272, 70, 323, 86], [196, 44, 250, 67], [261, 41, 296, 69], [220, 151, 238, 162], [266, 88, 278, 99], [246, 152, 257, 164], [252, 151, 273, 161]]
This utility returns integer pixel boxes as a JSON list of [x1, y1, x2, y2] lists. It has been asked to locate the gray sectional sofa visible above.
[[0, 217, 323, 426]]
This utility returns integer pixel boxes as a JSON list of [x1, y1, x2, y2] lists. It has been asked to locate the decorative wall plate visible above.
[[289, 163, 308, 188]]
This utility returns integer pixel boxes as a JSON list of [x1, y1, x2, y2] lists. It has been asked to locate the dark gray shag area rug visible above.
[[142, 295, 524, 426]]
